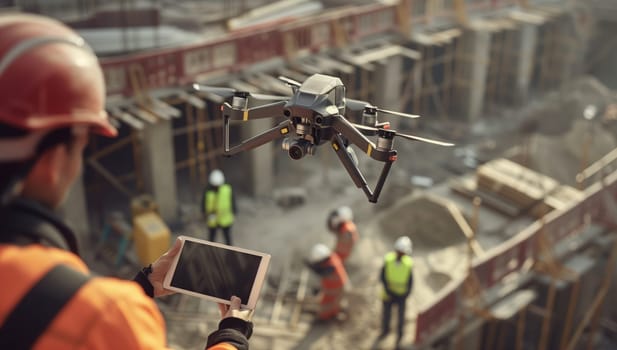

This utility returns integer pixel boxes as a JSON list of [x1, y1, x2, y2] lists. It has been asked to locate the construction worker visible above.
[[326, 206, 359, 263], [379, 236, 414, 347], [305, 243, 349, 321], [204, 169, 236, 246], [0, 14, 252, 349]]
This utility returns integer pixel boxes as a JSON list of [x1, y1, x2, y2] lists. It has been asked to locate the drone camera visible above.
[[282, 138, 315, 160]]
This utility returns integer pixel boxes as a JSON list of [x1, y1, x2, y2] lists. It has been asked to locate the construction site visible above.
[[5, 0, 617, 349]]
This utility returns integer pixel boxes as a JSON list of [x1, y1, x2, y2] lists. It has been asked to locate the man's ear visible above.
[[34, 144, 67, 186]]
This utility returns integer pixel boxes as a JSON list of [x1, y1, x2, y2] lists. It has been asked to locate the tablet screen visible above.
[[169, 240, 262, 302]]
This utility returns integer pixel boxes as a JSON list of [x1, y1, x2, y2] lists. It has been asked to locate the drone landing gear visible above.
[[331, 134, 395, 203]]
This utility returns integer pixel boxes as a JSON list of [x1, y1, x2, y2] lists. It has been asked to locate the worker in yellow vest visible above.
[[204, 169, 236, 245], [379, 236, 414, 347]]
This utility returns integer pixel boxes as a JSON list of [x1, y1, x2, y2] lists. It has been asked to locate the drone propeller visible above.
[[247, 93, 290, 101], [192, 83, 289, 101], [345, 98, 419, 119], [376, 108, 420, 119], [277, 76, 302, 88], [351, 123, 454, 147], [192, 84, 237, 99]]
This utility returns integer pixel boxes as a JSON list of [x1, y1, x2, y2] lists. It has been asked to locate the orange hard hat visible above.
[[0, 14, 117, 147]]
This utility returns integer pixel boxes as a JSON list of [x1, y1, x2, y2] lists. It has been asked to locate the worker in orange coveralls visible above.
[[305, 243, 349, 321], [326, 206, 359, 263], [0, 14, 252, 350]]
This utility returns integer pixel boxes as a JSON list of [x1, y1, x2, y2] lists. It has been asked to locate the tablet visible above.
[[163, 235, 271, 309]]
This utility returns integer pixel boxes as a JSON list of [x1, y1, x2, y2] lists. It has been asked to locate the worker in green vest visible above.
[[379, 236, 414, 347], [203, 169, 236, 245]]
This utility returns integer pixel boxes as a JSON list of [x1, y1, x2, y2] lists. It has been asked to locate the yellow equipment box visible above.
[[133, 212, 170, 266]]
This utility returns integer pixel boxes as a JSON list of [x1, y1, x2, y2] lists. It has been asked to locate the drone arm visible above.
[[330, 133, 395, 203], [331, 133, 372, 199], [222, 100, 287, 121], [224, 120, 293, 156], [330, 115, 394, 162]]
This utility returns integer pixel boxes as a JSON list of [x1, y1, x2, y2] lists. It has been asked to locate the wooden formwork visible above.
[[408, 28, 462, 119], [484, 19, 521, 110], [531, 8, 581, 92]]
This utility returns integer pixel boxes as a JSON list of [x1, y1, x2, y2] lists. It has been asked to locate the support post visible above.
[[140, 119, 178, 222], [455, 25, 491, 121]]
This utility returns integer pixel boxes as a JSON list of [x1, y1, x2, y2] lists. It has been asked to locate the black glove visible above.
[[206, 317, 253, 350]]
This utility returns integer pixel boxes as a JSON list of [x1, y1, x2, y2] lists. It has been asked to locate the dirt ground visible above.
[[85, 75, 617, 350], [211, 75, 617, 350]]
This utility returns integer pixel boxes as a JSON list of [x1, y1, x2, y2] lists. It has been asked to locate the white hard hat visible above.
[[394, 236, 412, 255], [336, 206, 353, 221], [209, 169, 225, 186], [309, 243, 331, 263], [328, 206, 353, 229]]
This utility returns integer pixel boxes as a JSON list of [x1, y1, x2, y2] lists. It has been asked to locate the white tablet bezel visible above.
[[163, 235, 270, 309]]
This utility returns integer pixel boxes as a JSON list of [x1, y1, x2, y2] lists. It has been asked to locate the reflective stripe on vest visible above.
[[205, 184, 234, 228], [0, 264, 91, 349], [383, 252, 413, 296]]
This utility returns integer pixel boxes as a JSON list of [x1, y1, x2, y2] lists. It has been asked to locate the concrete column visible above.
[[241, 118, 274, 197], [373, 55, 404, 128], [456, 26, 491, 121], [59, 173, 89, 246], [140, 119, 178, 222], [512, 21, 538, 104]]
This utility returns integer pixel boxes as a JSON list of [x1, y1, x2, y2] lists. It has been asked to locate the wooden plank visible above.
[[109, 108, 145, 130], [177, 90, 207, 108], [290, 268, 310, 329], [151, 98, 181, 118], [130, 107, 158, 123], [450, 177, 522, 217], [476, 158, 559, 208], [270, 263, 290, 324]]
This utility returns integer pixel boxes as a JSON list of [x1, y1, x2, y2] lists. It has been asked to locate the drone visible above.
[[192, 73, 454, 203]]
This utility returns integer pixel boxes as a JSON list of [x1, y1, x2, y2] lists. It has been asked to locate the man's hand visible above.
[[148, 238, 182, 297], [218, 296, 254, 322]]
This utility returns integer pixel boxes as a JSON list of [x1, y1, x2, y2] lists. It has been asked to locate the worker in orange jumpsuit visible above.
[[0, 14, 252, 349], [326, 206, 359, 263], [305, 244, 349, 321]]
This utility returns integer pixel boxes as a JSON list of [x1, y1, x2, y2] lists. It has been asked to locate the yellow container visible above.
[[133, 212, 170, 266]]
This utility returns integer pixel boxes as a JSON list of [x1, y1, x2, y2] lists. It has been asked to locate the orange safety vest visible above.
[[333, 221, 358, 263], [0, 244, 238, 350], [318, 254, 348, 320]]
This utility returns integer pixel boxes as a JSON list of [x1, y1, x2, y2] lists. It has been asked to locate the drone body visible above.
[[193, 73, 453, 203]]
